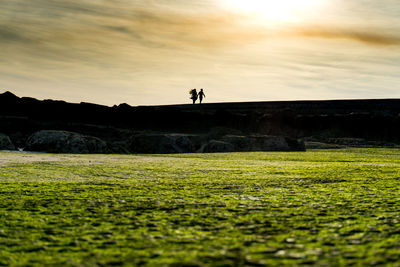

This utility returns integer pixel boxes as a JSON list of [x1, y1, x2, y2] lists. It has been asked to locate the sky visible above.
[[1, 0, 400, 106]]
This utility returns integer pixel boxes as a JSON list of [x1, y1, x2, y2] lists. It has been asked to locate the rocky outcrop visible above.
[[284, 136, 306, 151], [198, 140, 235, 153], [26, 130, 109, 154], [304, 137, 400, 149], [127, 133, 194, 154], [2, 91, 400, 149], [305, 142, 345, 149], [205, 127, 244, 141], [127, 132, 305, 154], [220, 135, 252, 151], [0, 133, 15, 150], [221, 135, 305, 152], [107, 141, 131, 154], [21, 130, 305, 154]]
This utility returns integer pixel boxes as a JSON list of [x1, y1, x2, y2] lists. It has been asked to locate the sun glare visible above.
[[223, 0, 326, 25]]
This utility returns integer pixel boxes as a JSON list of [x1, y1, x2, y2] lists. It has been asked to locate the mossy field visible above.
[[1, 149, 400, 266]]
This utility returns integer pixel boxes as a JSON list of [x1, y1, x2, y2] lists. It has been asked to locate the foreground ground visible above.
[[0, 149, 400, 266]]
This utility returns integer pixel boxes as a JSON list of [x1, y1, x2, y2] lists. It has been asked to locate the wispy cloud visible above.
[[2, 0, 399, 67], [0, 2, 272, 68], [295, 26, 400, 46]]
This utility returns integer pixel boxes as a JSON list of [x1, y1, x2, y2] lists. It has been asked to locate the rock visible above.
[[285, 137, 306, 151], [221, 134, 305, 152], [107, 141, 131, 154], [127, 133, 194, 154], [174, 134, 194, 153], [305, 141, 345, 149], [304, 137, 399, 148], [198, 140, 235, 153], [0, 133, 15, 150], [205, 127, 243, 140], [250, 135, 289, 151], [26, 130, 109, 154], [326, 137, 367, 146], [185, 134, 205, 151], [221, 135, 252, 151], [8, 132, 27, 149]]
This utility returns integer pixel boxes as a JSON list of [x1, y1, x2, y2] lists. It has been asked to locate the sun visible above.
[[222, 0, 326, 25]]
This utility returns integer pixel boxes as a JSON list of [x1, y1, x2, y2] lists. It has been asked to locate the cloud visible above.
[[3, 0, 398, 69], [0, 27, 31, 43], [0, 1, 274, 71], [122, 9, 271, 49], [295, 26, 400, 46], [0, 2, 264, 46]]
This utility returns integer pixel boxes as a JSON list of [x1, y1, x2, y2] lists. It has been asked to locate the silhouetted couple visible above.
[[189, 88, 205, 104]]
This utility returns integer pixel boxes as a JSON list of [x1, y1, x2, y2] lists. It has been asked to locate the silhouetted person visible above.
[[198, 88, 205, 104], [189, 89, 198, 104]]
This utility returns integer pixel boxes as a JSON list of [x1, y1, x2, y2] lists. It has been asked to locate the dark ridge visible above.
[[1, 91, 400, 148], [149, 98, 400, 114], [1, 91, 19, 102]]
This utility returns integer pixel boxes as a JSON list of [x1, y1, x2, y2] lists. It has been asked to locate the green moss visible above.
[[1, 149, 400, 265]]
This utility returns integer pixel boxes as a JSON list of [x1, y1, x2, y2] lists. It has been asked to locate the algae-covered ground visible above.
[[1, 149, 400, 266]]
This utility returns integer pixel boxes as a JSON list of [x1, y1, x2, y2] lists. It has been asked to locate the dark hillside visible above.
[[1, 91, 400, 149]]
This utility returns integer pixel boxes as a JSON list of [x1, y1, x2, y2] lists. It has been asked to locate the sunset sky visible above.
[[1, 0, 400, 106]]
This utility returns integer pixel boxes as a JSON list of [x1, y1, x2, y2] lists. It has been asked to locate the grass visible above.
[[1, 148, 400, 266]]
